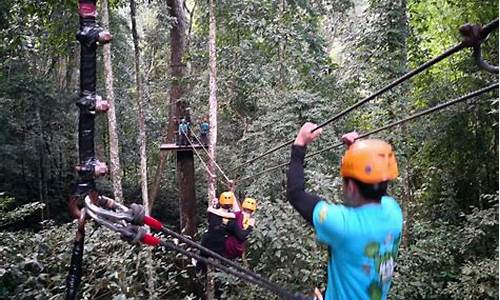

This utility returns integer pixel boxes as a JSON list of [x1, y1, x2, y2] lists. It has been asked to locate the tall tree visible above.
[[207, 0, 217, 205], [130, 1, 156, 296], [205, 2, 218, 298], [130, 0, 149, 213], [163, 0, 197, 237], [148, 0, 187, 208], [101, 0, 124, 203]]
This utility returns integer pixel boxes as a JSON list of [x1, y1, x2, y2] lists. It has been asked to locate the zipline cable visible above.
[[155, 239, 312, 300], [157, 225, 308, 300], [233, 44, 464, 170], [84, 197, 313, 300], [234, 17, 499, 172], [236, 82, 499, 182], [190, 132, 232, 183], [183, 132, 216, 179]]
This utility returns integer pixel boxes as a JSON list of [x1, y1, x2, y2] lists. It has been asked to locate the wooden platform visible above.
[[160, 143, 205, 151]]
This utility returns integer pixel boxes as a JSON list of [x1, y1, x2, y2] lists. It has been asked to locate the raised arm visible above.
[[287, 123, 323, 224]]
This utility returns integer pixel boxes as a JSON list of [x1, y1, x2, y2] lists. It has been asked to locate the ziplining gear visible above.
[[219, 191, 236, 206], [236, 82, 499, 183], [190, 131, 232, 184], [87, 195, 300, 299], [287, 126, 403, 300], [242, 197, 257, 212], [225, 197, 257, 258], [75, 158, 108, 178], [76, 92, 110, 114], [81, 195, 317, 299], [459, 19, 499, 74], [232, 18, 499, 172], [65, 1, 112, 299], [340, 139, 398, 184], [200, 193, 236, 271]]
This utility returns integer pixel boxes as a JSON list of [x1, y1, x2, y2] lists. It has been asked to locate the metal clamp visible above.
[[75, 158, 108, 178], [84, 196, 145, 244], [76, 24, 112, 48], [77, 92, 110, 114]]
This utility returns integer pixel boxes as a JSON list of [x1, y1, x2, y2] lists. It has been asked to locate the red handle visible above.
[[141, 234, 161, 246], [144, 216, 163, 231]]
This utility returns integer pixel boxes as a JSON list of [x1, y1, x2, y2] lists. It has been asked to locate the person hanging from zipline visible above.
[[177, 117, 190, 146], [224, 197, 257, 259], [199, 117, 209, 145], [197, 192, 257, 270], [197, 191, 237, 272], [287, 122, 403, 300]]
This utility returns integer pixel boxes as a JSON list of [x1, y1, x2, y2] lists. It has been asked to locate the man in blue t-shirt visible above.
[[287, 122, 403, 300], [199, 118, 209, 145], [178, 118, 189, 146]]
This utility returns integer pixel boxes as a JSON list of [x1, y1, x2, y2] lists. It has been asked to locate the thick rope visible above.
[[159, 226, 306, 300], [233, 17, 499, 172], [233, 43, 466, 171], [183, 132, 216, 178], [236, 82, 499, 182], [191, 132, 232, 183]]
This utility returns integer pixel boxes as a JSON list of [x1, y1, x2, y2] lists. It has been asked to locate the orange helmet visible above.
[[340, 139, 398, 184], [219, 192, 235, 206], [242, 198, 257, 212]]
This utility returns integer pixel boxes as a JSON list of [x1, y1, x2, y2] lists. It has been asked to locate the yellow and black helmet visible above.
[[219, 191, 235, 206], [242, 197, 257, 212]]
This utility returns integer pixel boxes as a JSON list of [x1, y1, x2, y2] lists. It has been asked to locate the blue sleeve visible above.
[[312, 200, 347, 245]]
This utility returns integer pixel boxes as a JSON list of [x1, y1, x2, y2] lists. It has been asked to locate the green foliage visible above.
[[393, 194, 499, 299], [0, 201, 45, 228], [0, 0, 498, 298], [0, 223, 208, 299]]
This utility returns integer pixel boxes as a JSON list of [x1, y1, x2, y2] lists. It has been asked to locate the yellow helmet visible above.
[[340, 139, 398, 184], [219, 192, 235, 206], [242, 198, 257, 212]]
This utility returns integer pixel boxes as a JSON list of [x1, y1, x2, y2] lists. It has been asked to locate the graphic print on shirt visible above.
[[364, 234, 401, 300]]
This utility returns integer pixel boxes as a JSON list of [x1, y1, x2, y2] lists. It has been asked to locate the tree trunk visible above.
[[149, 1, 196, 206], [130, 1, 155, 297], [205, 1, 217, 299], [34, 96, 48, 219], [130, 0, 149, 213], [101, 0, 124, 203], [149, 0, 196, 234], [149, 0, 188, 208], [207, 0, 217, 206]]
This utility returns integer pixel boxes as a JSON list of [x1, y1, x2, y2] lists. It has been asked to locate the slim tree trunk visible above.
[[101, 0, 124, 203], [34, 96, 48, 219], [130, 1, 155, 297], [130, 0, 149, 214], [205, 1, 217, 299], [207, 0, 217, 205]]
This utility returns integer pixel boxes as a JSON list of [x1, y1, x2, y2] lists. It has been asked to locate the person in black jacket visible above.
[[198, 191, 237, 272]]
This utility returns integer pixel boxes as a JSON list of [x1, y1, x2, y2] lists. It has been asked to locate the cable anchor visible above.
[[459, 19, 499, 74], [75, 158, 108, 178], [77, 92, 110, 114], [76, 21, 112, 48]]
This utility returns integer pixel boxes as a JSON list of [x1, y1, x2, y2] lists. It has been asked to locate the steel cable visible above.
[[236, 82, 498, 182]]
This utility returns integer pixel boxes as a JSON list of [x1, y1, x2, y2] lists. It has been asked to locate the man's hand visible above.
[[211, 198, 218, 207], [341, 131, 359, 148], [248, 218, 256, 227], [294, 122, 323, 146]]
